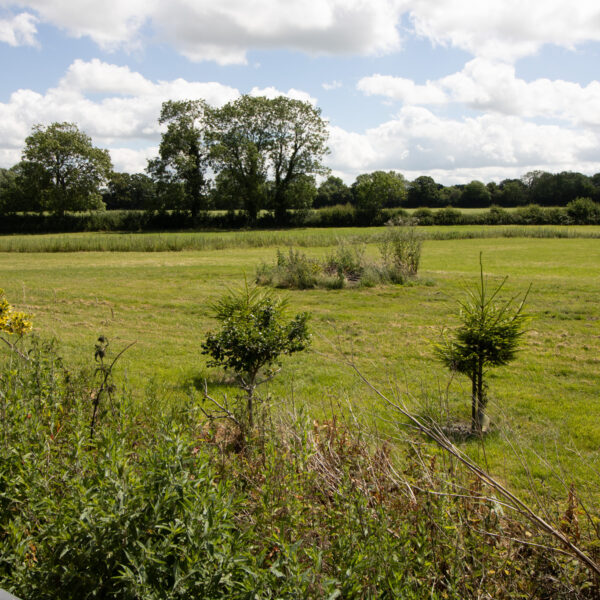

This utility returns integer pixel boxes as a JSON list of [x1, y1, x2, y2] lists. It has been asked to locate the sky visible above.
[[1, 0, 600, 185]]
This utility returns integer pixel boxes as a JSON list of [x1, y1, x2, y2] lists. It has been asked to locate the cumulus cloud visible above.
[[0, 11, 37, 46], [4, 0, 404, 63], [0, 59, 322, 172], [109, 146, 159, 173], [250, 86, 317, 105], [358, 58, 600, 128], [0, 60, 240, 153], [409, 0, 600, 61], [5, 0, 600, 63], [357, 74, 446, 104], [327, 106, 600, 183], [5, 0, 150, 49]]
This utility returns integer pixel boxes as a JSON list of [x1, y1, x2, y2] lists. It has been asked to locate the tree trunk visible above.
[[471, 372, 478, 433]]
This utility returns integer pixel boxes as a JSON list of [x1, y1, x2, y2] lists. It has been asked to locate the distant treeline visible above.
[[1, 199, 599, 235], [64, 169, 600, 211]]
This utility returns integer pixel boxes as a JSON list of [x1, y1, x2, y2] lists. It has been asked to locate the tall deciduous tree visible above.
[[208, 95, 329, 223], [150, 100, 211, 217], [208, 96, 272, 222], [267, 97, 329, 223], [21, 122, 112, 215]]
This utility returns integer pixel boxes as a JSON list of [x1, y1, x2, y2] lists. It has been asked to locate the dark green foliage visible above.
[[20, 122, 112, 216], [314, 175, 352, 207], [407, 175, 441, 208], [461, 180, 492, 208], [566, 197, 600, 224], [208, 95, 329, 223], [148, 100, 211, 217], [352, 170, 407, 219], [202, 285, 310, 426], [202, 286, 310, 383], [435, 256, 530, 431], [103, 172, 156, 210]]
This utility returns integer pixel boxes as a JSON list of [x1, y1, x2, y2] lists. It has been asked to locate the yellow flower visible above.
[[0, 289, 33, 337]]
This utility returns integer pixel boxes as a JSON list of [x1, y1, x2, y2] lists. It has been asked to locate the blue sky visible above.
[[1, 0, 600, 184]]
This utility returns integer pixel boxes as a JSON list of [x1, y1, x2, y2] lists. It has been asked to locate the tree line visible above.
[[1, 95, 600, 221]]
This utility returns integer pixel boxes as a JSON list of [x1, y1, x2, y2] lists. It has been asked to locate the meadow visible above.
[[1, 226, 599, 505]]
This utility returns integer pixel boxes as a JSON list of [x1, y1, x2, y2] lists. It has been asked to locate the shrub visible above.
[[323, 238, 367, 281], [201, 285, 310, 428], [412, 207, 434, 225], [433, 206, 463, 225], [567, 197, 600, 225]]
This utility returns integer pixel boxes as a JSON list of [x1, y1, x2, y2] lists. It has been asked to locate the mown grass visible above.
[[0, 233, 599, 505], [0, 224, 599, 253]]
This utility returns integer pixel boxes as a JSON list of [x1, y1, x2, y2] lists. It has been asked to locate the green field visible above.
[[1, 228, 599, 503]]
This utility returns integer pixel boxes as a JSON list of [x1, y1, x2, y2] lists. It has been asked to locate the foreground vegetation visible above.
[[1, 227, 599, 596], [1, 335, 598, 598]]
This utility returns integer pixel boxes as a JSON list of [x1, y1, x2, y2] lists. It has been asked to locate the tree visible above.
[[407, 175, 440, 207], [499, 179, 528, 206], [208, 96, 272, 222], [461, 180, 491, 208], [202, 285, 310, 429], [150, 100, 211, 217], [21, 122, 112, 215], [314, 175, 351, 207], [435, 256, 530, 433], [102, 172, 156, 210], [267, 96, 329, 223], [0, 167, 20, 215], [352, 171, 407, 219], [208, 95, 329, 223]]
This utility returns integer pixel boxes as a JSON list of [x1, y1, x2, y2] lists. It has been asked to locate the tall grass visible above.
[[1, 336, 597, 598], [0, 225, 599, 253]]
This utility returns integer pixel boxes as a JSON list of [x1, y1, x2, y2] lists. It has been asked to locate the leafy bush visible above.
[[258, 227, 422, 291], [201, 285, 310, 428], [324, 238, 367, 281], [433, 206, 463, 225], [567, 197, 600, 224]]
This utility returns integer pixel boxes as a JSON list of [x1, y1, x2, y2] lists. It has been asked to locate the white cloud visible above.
[[0, 11, 37, 46], [322, 80, 342, 91], [358, 58, 600, 128], [5, 0, 600, 63], [250, 86, 317, 105], [328, 106, 600, 183], [0, 60, 322, 172], [0, 59, 240, 166], [5, 0, 151, 49], [357, 74, 446, 104], [4, 0, 404, 63], [109, 147, 158, 173], [409, 0, 600, 61]]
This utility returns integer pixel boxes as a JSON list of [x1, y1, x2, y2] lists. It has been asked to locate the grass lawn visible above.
[[1, 230, 599, 504]]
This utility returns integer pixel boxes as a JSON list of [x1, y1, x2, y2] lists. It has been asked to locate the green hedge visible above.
[[1, 199, 599, 234]]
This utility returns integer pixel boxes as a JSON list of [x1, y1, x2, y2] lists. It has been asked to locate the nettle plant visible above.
[[202, 284, 310, 430], [435, 256, 530, 433]]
